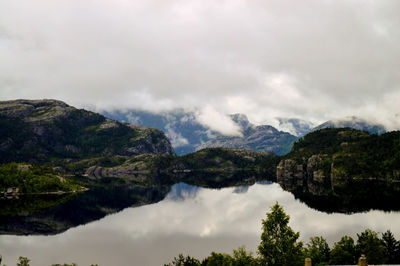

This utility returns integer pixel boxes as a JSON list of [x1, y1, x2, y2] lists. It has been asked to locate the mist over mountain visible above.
[[198, 114, 297, 156], [103, 110, 298, 155], [276, 118, 315, 137], [312, 116, 386, 135]]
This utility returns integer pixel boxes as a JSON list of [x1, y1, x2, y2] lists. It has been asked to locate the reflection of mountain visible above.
[[0, 170, 271, 235], [278, 176, 400, 213], [0, 185, 170, 235]]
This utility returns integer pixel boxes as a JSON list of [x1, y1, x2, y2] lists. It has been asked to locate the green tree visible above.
[[232, 246, 257, 266], [382, 230, 399, 264], [164, 254, 201, 266], [17, 256, 30, 266], [304, 236, 330, 265], [356, 229, 386, 264], [202, 252, 233, 266], [329, 236, 356, 265], [257, 202, 303, 266]]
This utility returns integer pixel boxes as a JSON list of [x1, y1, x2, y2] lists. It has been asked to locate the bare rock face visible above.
[[0, 99, 174, 163]]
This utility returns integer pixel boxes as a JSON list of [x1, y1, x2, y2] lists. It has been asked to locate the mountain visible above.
[[277, 127, 400, 213], [277, 128, 400, 186], [197, 114, 298, 156], [102, 109, 213, 155], [103, 110, 299, 156], [312, 116, 386, 134], [276, 118, 315, 137], [0, 99, 174, 164]]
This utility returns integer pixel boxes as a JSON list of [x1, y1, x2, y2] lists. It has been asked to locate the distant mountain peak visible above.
[[313, 116, 386, 135], [229, 113, 250, 128], [276, 117, 315, 137]]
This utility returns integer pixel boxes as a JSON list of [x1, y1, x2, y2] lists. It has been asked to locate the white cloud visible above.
[[1, 0, 400, 129], [196, 106, 242, 136]]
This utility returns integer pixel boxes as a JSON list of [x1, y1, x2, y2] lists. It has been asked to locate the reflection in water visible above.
[[1, 182, 400, 266], [278, 173, 400, 213], [0, 185, 170, 235]]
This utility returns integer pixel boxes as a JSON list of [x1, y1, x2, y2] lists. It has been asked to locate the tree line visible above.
[[165, 202, 400, 266], [1, 203, 400, 265]]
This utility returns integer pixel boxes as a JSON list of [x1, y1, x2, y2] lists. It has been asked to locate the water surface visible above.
[[1, 182, 400, 266]]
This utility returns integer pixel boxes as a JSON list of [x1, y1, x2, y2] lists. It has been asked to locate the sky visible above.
[[1, 0, 400, 132]]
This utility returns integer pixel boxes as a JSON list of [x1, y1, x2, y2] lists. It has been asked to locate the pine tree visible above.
[[258, 202, 303, 266]]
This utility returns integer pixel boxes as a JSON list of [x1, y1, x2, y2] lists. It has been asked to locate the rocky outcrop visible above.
[[0, 99, 174, 163]]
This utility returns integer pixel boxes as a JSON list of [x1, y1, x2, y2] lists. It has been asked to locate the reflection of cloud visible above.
[[232, 186, 249, 194], [166, 182, 201, 201], [2, 183, 400, 265]]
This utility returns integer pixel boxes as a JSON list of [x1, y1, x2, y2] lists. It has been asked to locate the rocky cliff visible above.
[[0, 99, 174, 163], [277, 128, 400, 193]]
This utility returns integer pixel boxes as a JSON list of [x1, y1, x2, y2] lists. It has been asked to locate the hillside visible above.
[[277, 128, 400, 185], [79, 148, 279, 184], [0, 99, 174, 164]]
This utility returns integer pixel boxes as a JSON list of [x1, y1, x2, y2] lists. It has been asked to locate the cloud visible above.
[[1, 0, 400, 129], [196, 106, 242, 136]]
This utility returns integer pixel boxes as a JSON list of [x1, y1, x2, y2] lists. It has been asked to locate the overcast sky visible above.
[[1, 0, 400, 130]]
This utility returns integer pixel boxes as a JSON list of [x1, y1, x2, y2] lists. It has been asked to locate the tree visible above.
[[382, 230, 400, 264], [257, 202, 303, 266], [329, 236, 356, 265], [17, 256, 30, 266], [232, 246, 257, 266], [164, 254, 201, 266], [304, 236, 330, 265], [356, 229, 385, 264], [203, 252, 233, 266]]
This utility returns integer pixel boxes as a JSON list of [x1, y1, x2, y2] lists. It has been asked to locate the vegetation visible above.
[[0, 100, 173, 165], [165, 202, 400, 265], [258, 203, 303, 265], [2, 203, 400, 265], [0, 163, 82, 194], [283, 128, 400, 180]]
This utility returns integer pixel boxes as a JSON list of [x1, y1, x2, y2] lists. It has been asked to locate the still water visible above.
[[1, 182, 400, 266]]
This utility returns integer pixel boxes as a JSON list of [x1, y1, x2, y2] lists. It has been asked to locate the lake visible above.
[[1, 181, 400, 265]]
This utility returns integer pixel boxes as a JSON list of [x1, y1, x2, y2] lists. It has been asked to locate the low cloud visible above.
[[1, 0, 400, 129], [196, 106, 242, 137]]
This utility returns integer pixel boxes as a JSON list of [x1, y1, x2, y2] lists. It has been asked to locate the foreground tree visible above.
[[382, 230, 400, 264], [304, 236, 330, 266], [232, 246, 258, 266], [257, 202, 303, 266], [164, 254, 201, 266], [329, 236, 356, 265], [356, 229, 386, 264], [17, 256, 30, 266]]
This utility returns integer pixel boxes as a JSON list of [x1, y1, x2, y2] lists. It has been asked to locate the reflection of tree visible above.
[[278, 177, 400, 213], [0, 185, 170, 235]]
